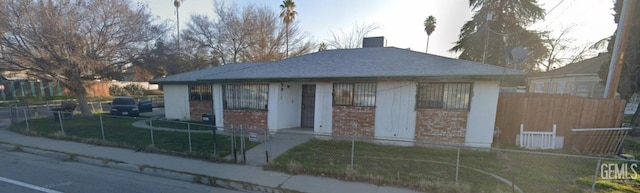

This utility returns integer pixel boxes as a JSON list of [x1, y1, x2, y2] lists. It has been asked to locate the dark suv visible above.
[[109, 96, 152, 117]]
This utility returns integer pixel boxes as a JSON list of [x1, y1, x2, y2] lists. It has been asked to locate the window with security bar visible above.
[[222, 83, 269, 110], [417, 83, 471, 110], [189, 85, 212, 101], [333, 82, 376, 106]]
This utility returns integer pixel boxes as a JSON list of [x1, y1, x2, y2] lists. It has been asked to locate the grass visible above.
[[623, 115, 633, 124], [576, 171, 640, 193], [624, 136, 640, 158], [267, 139, 606, 193], [10, 116, 259, 159]]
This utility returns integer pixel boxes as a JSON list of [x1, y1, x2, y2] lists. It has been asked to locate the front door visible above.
[[301, 84, 316, 128]]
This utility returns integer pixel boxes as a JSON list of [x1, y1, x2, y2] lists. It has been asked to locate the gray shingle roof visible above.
[[528, 53, 610, 79], [151, 47, 523, 84]]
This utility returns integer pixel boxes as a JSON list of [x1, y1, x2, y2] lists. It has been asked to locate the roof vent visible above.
[[362, 36, 387, 48]]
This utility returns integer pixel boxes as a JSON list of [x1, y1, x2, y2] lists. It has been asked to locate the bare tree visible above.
[[327, 22, 380, 49], [183, 2, 312, 64], [539, 26, 607, 71], [0, 0, 164, 116]]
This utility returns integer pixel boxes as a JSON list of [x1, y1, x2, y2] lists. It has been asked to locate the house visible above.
[[150, 46, 523, 148], [526, 53, 609, 98]]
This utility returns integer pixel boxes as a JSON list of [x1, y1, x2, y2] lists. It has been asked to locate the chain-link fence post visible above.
[[231, 124, 237, 163], [100, 115, 105, 141], [9, 104, 17, 126], [240, 125, 246, 164], [268, 130, 272, 163], [149, 119, 155, 146], [22, 107, 29, 131], [456, 146, 460, 183], [264, 129, 269, 163], [351, 134, 355, 169], [57, 111, 65, 135], [212, 125, 217, 156], [187, 123, 192, 153], [591, 158, 602, 193]]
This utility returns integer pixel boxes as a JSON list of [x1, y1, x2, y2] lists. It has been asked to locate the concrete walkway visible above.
[[244, 129, 312, 165], [0, 120, 419, 193]]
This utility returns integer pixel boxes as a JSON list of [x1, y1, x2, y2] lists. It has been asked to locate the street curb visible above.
[[0, 142, 297, 193]]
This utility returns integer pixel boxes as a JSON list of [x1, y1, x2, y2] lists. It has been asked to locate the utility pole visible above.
[[482, 12, 492, 64], [174, 0, 182, 54], [604, 0, 636, 98]]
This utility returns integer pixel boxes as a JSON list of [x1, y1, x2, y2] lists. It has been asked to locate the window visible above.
[[417, 83, 471, 110], [223, 83, 269, 110], [333, 83, 376, 106], [189, 85, 212, 100], [112, 97, 136, 105]]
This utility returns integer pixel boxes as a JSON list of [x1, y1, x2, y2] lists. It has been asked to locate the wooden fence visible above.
[[494, 93, 626, 154]]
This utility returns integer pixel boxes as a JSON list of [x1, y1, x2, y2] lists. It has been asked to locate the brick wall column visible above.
[[332, 106, 375, 137], [189, 100, 213, 121], [223, 110, 268, 132], [415, 109, 468, 144]]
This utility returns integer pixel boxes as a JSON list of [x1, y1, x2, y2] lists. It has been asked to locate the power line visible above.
[[485, 0, 570, 36]]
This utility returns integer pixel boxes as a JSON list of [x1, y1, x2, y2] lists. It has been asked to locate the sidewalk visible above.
[[0, 120, 419, 193]]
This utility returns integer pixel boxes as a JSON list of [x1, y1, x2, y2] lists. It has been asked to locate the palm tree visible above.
[[424, 15, 436, 53], [279, 0, 297, 58]]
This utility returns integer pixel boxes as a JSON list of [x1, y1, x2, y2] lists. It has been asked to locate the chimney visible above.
[[362, 36, 386, 48]]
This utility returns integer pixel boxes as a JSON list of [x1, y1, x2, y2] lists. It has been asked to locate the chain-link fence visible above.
[[266, 131, 640, 193], [6, 100, 109, 125], [6, 105, 268, 163], [5, 103, 639, 192]]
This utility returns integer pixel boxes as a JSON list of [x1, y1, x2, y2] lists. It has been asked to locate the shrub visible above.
[[123, 84, 145, 96], [109, 84, 146, 96], [109, 84, 127, 96]]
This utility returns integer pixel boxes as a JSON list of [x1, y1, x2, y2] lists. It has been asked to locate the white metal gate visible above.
[[518, 124, 557, 149]]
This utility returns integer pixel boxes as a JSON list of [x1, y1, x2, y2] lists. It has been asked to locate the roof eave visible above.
[[192, 74, 524, 84], [526, 73, 599, 80]]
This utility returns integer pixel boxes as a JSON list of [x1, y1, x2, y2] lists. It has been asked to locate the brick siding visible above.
[[189, 100, 213, 121], [223, 110, 268, 131], [415, 109, 468, 144], [332, 106, 375, 137]]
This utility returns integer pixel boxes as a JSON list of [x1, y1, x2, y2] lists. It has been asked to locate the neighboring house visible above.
[[0, 70, 66, 100], [151, 46, 523, 148], [527, 53, 609, 98]]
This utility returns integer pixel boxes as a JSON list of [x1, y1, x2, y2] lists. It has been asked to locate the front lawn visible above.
[[267, 139, 620, 193], [10, 116, 258, 159]]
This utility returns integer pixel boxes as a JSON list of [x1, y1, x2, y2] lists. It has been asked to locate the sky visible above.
[[140, 0, 617, 59]]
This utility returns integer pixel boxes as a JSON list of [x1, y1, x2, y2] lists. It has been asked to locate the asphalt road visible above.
[[0, 149, 241, 193]]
